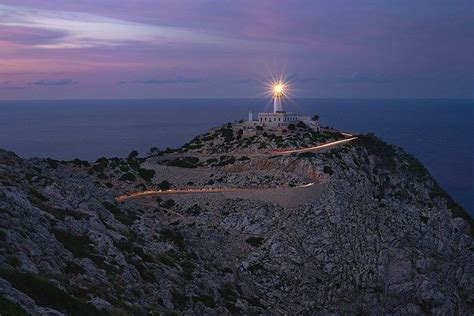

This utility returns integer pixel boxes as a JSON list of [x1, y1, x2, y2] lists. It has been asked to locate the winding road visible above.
[[117, 136, 357, 202], [271, 136, 358, 155], [116, 182, 315, 202]]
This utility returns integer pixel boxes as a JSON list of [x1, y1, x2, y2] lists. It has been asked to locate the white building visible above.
[[249, 88, 311, 127]]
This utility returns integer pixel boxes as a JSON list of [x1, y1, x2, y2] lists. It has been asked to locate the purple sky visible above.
[[0, 0, 473, 99]]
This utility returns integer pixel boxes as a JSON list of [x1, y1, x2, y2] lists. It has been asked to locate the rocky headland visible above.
[[0, 121, 473, 315]]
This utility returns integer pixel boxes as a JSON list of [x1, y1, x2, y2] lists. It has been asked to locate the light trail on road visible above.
[[116, 182, 314, 202], [271, 137, 358, 155]]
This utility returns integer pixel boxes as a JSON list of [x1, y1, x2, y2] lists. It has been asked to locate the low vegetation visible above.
[[0, 269, 101, 315]]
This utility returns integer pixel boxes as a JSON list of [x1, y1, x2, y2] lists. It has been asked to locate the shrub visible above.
[[0, 229, 6, 241], [128, 150, 139, 159], [158, 180, 171, 191], [323, 166, 333, 175], [297, 121, 307, 129], [0, 295, 28, 315], [172, 291, 187, 308], [288, 124, 295, 130], [166, 157, 200, 168], [220, 127, 234, 142], [161, 199, 176, 209], [148, 147, 160, 156], [53, 229, 96, 259], [298, 152, 316, 159], [46, 158, 59, 169], [119, 172, 136, 182], [160, 228, 185, 250], [245, 236, 264, 247], [0, 269, 101, 315], [95, 157, 109, 165], [192, 295, 216, 308], [217, 156, 236, 166], [138, 168, 156, 182]]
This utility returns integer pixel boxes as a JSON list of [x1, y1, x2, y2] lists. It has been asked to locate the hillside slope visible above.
[[0, 134, 472, 315]]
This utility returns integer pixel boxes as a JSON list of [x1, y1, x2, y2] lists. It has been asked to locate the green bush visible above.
[[297, 121, 307, 129], [138, 168, 156, 182], [0, 229, 6, 241], [172, 291, 187, 308], [53, 229, 96, 259], [160, 228, 185, 250], [46, 158, 59, 169], [192, 295, 216, 308], [245, 236, 264, 247], [0, 295, 28, 315], [165, 157, 200, 168], [217, 156, 236, 166], [128, 150, 139, 159], [323, 166, 333, 175], [159, 180, 171, 191], [0, 269, 101, 315], [119, 172, 136, 182], [161, 199, 176, 209]]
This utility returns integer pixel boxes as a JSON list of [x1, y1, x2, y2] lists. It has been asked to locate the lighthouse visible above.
[[255, 77, 310, 126], [273, 82, 284, 113]]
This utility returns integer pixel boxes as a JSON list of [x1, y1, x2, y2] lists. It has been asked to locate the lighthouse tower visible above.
[[273, 83, 284, 113], [257, 78, 306, 125]]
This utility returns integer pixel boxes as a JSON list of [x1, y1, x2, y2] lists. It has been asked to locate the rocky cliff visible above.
[[0, 133, 472, 315]]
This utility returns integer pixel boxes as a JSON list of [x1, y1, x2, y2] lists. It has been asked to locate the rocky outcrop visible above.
[[0, 133, 472, 315]]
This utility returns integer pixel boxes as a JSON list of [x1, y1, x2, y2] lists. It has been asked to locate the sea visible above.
[[0, 98, 472, 215]]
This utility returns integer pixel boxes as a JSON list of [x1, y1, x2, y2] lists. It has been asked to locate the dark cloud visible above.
[[28, 79, 78, 86]]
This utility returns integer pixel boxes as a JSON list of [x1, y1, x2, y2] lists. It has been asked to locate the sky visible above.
[[0, 0, 473, 99]]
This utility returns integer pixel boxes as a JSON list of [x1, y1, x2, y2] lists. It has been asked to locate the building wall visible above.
[[258, 113, 299, 124]]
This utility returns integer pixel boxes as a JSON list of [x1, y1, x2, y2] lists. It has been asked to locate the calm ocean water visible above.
[[0, 99, 472, 214]]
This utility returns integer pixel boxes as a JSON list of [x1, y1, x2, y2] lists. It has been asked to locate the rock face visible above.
[[0, 133, 473, 315]]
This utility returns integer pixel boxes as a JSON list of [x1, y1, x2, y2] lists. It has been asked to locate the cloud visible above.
[[0, 26, 67, 45], [28, 79, 77, 86], [0, 4, 234, 49], [0, 81, 25, 90], [0, 86, 25, 90], [121, 77, 202, 85]]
